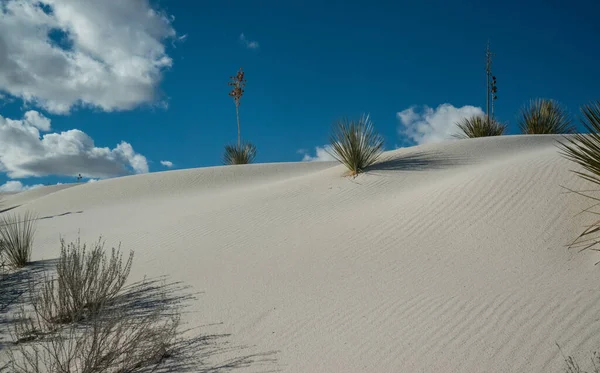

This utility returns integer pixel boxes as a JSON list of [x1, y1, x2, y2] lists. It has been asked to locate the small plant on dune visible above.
[[225, 67, 256, 165], [453, 115, 506, 139], [31, 235, 133, 326], [5, 235, 183, 373], [0, 211, 37, 269], [223, 142, 257, 165], [326, 114, 384, 176], [8, 307, 180, 373], [557, 101, 600, 251], [519, 98, 575, 134]]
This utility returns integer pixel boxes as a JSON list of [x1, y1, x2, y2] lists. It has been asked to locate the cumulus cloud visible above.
[[397, 104, 484, 145], [0, 0, 180, 114], [0, 110, 149, 178], [299, 146, 337, 162], [240, 33, 259, 49], [160, 160, 173, 167], [0, 180, 44, 192]]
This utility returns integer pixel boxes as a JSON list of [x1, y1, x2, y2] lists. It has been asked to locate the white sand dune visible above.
[[3, 134, 600, 372]]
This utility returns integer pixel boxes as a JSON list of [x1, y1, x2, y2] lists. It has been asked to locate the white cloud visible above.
[[397, 104, 485, 145], [0, 0, 180, 114], [299, 146, 337, 162], [239, 33, 259, 49], [160, 160, 173, 167], [0, 110, 149, 178], [0, 180, 44, 192]]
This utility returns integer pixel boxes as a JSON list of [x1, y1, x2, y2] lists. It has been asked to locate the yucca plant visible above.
[[519, 98, 575, 134], [224, 68, 256, 165], [453, 115, 506, 139], [0, 211, 37, 268], [326, 114, 384, 176], [223, 142, 257, 165], [557, 101, 600, 251]]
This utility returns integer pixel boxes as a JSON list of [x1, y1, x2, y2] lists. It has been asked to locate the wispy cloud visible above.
[[298, 146, 337, 162], [160, 160, 174, 167], [240, 33, 259, 50], [397, 104, 484, 145]]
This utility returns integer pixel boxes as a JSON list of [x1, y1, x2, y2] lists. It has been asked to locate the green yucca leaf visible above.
[[453, 115, 506, 139], [223, 142, 257, 165], [519, 98, 575, 134], [326, 114, 384, 176], [557, 101, 600, 186]]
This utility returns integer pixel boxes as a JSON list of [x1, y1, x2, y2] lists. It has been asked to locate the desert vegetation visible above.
[[453, 115, 506, 139], [0, 211, 37, 269], [519, 98, 575, 134], [326, 114, 384, 176], [224, 67, 257, 165], [0, 215, 269, 372], [557, 101, 600, 250], [556, 100, 600, 371]]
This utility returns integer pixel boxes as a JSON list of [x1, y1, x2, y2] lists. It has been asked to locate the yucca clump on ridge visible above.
[[326, 114, 384, 176], [453, 115, 506, 139], [519, 98, 575, 134]]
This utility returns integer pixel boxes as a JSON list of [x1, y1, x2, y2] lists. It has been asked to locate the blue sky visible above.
[[0, 0, 599, 191]]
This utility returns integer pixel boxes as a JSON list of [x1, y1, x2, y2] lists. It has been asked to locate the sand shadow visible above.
[[1, 271, 278, 372], [109, 277, 279, 372], [0, 260, 55, 318], [38, 211, 84, 220], [365, 151, 471, 173], [0, 260, 56, 350]]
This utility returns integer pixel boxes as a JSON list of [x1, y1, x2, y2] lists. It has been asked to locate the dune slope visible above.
[[3, 134, 600, 373]]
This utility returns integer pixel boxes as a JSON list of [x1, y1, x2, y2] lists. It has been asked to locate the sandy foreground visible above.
[[2, 134, 600, 372]]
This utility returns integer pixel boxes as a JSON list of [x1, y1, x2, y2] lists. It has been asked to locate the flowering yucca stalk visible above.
[[228, 67, 247, 147], [453, 115, 506, 139], [326, 114, 384, 176], [519, 98, 575, 134]]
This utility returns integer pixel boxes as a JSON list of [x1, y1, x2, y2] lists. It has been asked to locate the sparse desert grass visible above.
[[0, 211, 37, 269], [7, 307, 179, 373], [453, 115, 506, 139], [30, 235, 133, 327], [2, 235, 183, 373], [326, 114, 384, 176], [519, 98, 575, 134], [223, 142, 257, 165]]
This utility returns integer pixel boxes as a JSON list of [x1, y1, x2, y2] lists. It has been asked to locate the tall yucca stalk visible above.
[[223, 142, 257, 165], [557, 101, 600, 251], [228, 68, 247, 147], [225, 67, 256, 164], [453, 115, 506, 139], [519, 98, 575, 134], [326, 114, 384, 176], [0, 211, 37, 268]]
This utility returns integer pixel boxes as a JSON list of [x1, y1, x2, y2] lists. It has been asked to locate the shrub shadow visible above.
[[365, 151, 471, 173], [1, 269, 279, 372], [107, 276, 279, 372], [0, 260, 55, 318]]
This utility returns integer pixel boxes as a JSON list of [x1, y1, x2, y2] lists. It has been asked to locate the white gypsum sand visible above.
[[2, 134, 600, 372]]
